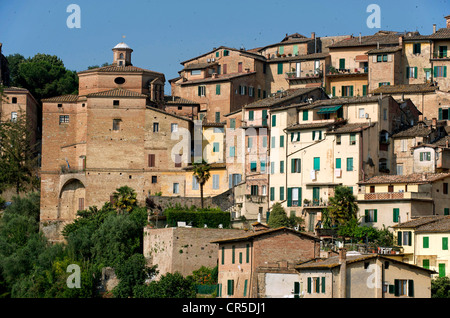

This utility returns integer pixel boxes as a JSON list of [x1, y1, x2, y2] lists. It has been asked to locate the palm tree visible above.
[[192, 160, 211, 209], [327, 185, 358, 227], [112, 185, 138, 213]]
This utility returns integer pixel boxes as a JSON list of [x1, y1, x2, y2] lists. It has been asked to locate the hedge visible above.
[[164, 206, 230, 228]]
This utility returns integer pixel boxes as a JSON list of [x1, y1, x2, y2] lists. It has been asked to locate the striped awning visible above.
[[316, 105, 342, 114]]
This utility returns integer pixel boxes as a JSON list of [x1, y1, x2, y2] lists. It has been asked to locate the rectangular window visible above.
[[350, 133, 356, 145], [439, 264, 446, 277], [272, 115, 276, 127], [224, 50, 229, 56], [251, 185, 258, 195], [250, 161, 257, 172], [444, 183, 448, 195], [227, 280, 234, 296], [229, 146, 235, 157], [277, 63, 283, 75], [260, 161, 266, 172], [213, 142, 220, 153], [230, 118, 236, 129], [419, 152, 431, 161], [215, 112, 220, 123], [280, 160, 284, 173], [406, 66, 418, 79], [270, 187, 275, 201], [339, 58, 345, 69], [364, 209, 377, 223], [192, 175, 199, 190], [148, 154, 156, 167], [443, 237, 448, 250], [313, 157, 320, 171], [280, 186, 285, 201], [271, 136, 276, 148], [151, 176, 157, 184], [248, 110, 254, 121], [113, 100, 120, 107], [215, 84, 221, 95], [212, 174, 220, 190], [312, 130, 322, 141], [413, 43, 421, 54], [434, 66, 447, 77], [59, 115, 69, 124], [262, 136, 267, 148], [153, 122, 159, 132], [280, 135, 284, 147], [303, 110, 308, 121], [270, 161, 275, 174], [346, 157, 353, 171], [198, 85, 206, 96], [291, 158, 301, 173], [246, 244, 250, 263], [171, 123, 178, 132], [173, 183, 179, 194], [393, 208, 400, 222], [423, 236, 429, 248], [423, 259, 430, 269], [10, 112, 17, 122], [336, 158, 341, 169]]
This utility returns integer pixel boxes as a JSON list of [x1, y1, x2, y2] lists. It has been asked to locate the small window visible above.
[[153, 122, 159, 132], [251, 185, 259, 195], [171, 123, 178, 132], [11, 97, 17, 104], [113, 100, 120, 106], [191, 70, 201, 75], [112, 119, 121, 131], [173, 183, 179, 194], [151, 176, 157, 183], [10, 112, 17, 122], [59, 115, 69, 124], [336, 134, 341, 145]]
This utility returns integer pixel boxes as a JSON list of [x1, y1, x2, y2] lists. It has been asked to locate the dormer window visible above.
[[114, 77, 126, 84]]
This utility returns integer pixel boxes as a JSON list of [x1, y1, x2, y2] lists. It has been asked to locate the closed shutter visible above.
[[148, 154, 155, 167], [262, 109, 268, 126], [216, 84, 221, 95], [393, 208, 399, 222], [294, 282, 300, 298], [336, 158, 341, 169], [374, 209, 378, 222], [243, 279, 248, 297], [444, 66, 447, 78], [313, 157, 320, 170], [423, 259, 430, 269], [332, 86, 336, 97], [272, 115, 276, 127], [277, 63, 283, 75], [423, 237, 429, 248], [394, 279, 400, 296], [270, 187, 275, 201], [230, 118, 236, 129], [406, 67, 410, 79], [439, 108, 443, 120], [303, 110, 308, 121], [349, 85, 354, 96], [280, 187, 285, 201], [434, 66, 438, 77], [365, 210, 369, 223], [443, 237, 448, 250], [280, 135, 284, 147], [227, 280, 234, 296], [408, 231, 412, 246]]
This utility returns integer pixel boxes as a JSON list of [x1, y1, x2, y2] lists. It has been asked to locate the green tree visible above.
[[5, 54, 25, 87], [268, 202, 290, 228], [0, 114, 39, 194], [326, 186, 358, 226], [432, 276, 450, 298], [9, 53, 78, 101], [133, 272, 196, 298], [192, 160, 211, 209]]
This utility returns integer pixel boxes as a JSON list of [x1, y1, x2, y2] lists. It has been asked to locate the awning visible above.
[[316, 105, 342, 114]]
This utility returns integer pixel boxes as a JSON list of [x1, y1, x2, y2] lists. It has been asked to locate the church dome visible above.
[[113, 42, 131, 50]]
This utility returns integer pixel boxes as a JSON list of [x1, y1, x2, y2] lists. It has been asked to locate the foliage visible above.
[[133, 272, 196, 298], [0, 114, 40, 194], [326, 186, 358, 226], [189, 266, 218, 285], [164, 204, 230, 228], [268, 202, 290, 228], [337, 217, 394, 246], [432, 276, 450, 298], [112, 185, 138, 213], [6, 53, 78, 102], [112, 254, 158, 298]]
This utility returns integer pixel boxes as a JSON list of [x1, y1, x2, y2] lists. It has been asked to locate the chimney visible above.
[[311, 32, 315, 39], [398, 35, 403, 47], [338, 248, 347, 298], [446, 15, 450, 29], [433, 24, 437, 34], [359, 32, 362, 43]]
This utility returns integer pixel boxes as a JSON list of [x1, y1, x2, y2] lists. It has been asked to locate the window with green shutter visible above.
[[280, 135, 284, 147], [393, 208, 400, 222], [272, 115, 276, 127], [230, 118, 236, 129], [362, 85, 367, 96], [232, 245, 235, 264], [423, 259, 430, 269], [303, 110, 308, 121], [280, 161, 284, 173], [321, 277, 326, 293], [443, 237, 448, 250], [313, 157, 320, 170], [346, 157, 353, 171], [221, 246, 225, 265], [271, 136, 276, 148], [293, 45, 299, 56], [439, 263, 446, 277], [227, 279, 234, 295], [307, 277, 312, 293], [270, 187, 275, 201], [277, 63, 283, 75], [262, 136, 267, 148], [339, 58, 345, 69], [215, 112, 220, 123], [216, 84, 221, 95], [397, 231, 402, 245], [445, 208, 449, 215], [423, 236, 429, 248], [413, 43, 421, 54], [246, 244, 250, 263], [336, 158, 341, 169], [294, 282, 300, 298], [248, 110, 254, 121], [280, 186, 285, 201], [213, 142, 219, 153], [243, 279, 248, 297], [262, 109, 268, 126]]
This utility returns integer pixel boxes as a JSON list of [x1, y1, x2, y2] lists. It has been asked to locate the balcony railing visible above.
[[285, 71, 322, 80], [358, 192, 432, 201], [432, 52, 449, 59], [326, 67, 368, 75]]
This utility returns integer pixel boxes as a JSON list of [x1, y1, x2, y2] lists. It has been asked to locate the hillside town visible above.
[[1, 11, 450, 300]]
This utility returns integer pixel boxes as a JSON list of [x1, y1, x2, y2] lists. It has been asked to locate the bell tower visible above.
[[112, 41, 133, 66]]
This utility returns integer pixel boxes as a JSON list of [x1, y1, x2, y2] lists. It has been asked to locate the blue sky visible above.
[[0, 0, 448, 92]]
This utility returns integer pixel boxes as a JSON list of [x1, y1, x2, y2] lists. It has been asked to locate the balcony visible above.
[[303, 198, 328, 208], [431, 52, 450, 60], [326, 67, 368, 77], [357, 192, 432, 201], [285, 70, 323, 80]]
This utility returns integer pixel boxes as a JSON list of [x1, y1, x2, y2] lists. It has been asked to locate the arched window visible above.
[[119, 53, 124, 59]]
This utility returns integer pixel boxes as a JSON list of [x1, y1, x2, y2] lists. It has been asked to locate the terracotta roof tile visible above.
[[429, 28, 450, 39], [180, 72, 256, 85], [78, 64, 164, 76], [244, 87, 320, 109], [371, 83, 438, 94], [359, 172, 450, 185], [328, 31, 400, 48], [86, 88, 147, 98], [42, 94, 80, 103], [415, 216, 450, 233], [393, 216, 447, 229], [164, 95, 199, 105], [210, 227, 319, 244]]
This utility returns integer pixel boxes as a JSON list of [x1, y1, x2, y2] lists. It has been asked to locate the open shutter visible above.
[[444, 66, 447, 78], [406, 67, 410, 79], [393, 208, 399, 222], [408, 232, 412, 246], [374, 209, 378, 222], [294, 282, 300, 298], [349, 86, 354, 97], [365, 210, 369, 223], [321, 277, 326, 293], [414, 67, 418, 79], [434, 66, 438, 78], [408, 280, 414, 297], [287, 188, 292, 207], [397, 231, 402, 245], [394, 279, 400, 296], [307, 277, 312, 293]]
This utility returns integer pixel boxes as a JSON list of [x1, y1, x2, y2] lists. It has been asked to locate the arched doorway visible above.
[[58, 179, 86, 221]]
